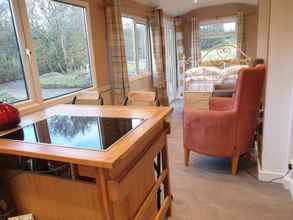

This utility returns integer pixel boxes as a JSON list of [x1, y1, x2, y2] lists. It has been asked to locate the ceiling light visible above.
[[194, 0, 198, 4]]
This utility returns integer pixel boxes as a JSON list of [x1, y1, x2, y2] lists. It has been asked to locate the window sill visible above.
[[129, 72, 152, 82], [16, 87, 96, 116]]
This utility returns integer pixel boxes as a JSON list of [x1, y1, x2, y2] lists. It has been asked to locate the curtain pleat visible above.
[[237, 11, 245, 57], [106, 0, 129, 105], [191, 16, 200, 68], [150, 9, 169, 106]]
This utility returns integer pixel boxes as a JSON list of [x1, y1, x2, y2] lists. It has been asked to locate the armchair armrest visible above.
[[209, 97, 234, 111], [183, 108, 237, 157]]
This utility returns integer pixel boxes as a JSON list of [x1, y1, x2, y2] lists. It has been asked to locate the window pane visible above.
[[136, 24, 148, 73], [199, 20, 237, 61], [122, 17, 136, 75], [200, 36, 237, 60], [200, 22, 236, 34], [0, 0, 29, 103], [25, 0, 93, 100]]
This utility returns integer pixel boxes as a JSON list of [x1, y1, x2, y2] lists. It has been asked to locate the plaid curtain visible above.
[[175, 17, 185, 96], [191, 16, 200, 68], [106, 0, 129, 105], [150, 9, 169, 106], [237, 12, 245, 57]]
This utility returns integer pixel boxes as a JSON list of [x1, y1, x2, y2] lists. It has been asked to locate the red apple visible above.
[[0, 102, 21, 131]]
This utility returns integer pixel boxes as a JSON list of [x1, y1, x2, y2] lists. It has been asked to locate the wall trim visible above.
[[284, 173, 293, 200], [258, 168, 286, 183], [284, 160, 293, 199]]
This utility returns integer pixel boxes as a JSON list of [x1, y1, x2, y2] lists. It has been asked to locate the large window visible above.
[[0, 0, 95, 105], [0, 0, 29, 103], [122, 17, 136, 75], [199, 17, 238, 60], [26, 0, 93, 100], [122, 16, 150, 76], [136, 24, 148, 74]]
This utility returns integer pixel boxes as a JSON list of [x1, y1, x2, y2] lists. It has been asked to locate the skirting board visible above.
[[258, 168, 286, 183], [259, 168, 293, 200], [283, 159, 293, 199], [283, 175, 293, 196]]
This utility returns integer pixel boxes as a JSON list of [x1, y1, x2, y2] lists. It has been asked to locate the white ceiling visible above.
[[132, 0, 258, 16]]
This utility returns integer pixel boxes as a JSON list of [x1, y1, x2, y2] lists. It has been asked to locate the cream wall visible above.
[[81, 0, 112, 103], [82, 0, 109, 88], [260, 0, 293, 184], [120, 0, 153, 19], [182, 3, 259, 60], [256, 0, 270, 61]]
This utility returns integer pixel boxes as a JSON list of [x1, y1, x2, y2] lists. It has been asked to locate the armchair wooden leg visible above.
[[184, 147, 190, 166], [231, 155, 240, 176]]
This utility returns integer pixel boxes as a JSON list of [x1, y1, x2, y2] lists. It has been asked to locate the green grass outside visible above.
[[40, 72, 91, 89]]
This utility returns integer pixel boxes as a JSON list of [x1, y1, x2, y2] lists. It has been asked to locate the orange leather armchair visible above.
[[183, 65, 266, 175]]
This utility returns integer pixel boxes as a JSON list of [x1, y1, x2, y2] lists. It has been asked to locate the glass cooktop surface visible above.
[[0, 115, 144, 151]]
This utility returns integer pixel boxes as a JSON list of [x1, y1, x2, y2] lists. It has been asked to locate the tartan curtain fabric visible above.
[[106, 0, 129, 105], [150, 9, 166, 89], [191, 16, 200, 68], [150, 9, 169, 106], [237, 12, 245, 57]]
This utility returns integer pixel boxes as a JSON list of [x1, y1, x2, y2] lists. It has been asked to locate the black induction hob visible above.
[[0, 115, 144, 151]]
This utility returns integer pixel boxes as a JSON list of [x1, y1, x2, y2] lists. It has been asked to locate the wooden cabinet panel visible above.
[[8, 173, 104, 220]]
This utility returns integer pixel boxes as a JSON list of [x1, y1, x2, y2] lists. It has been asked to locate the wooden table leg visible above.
[[96, 168, 114, 220]]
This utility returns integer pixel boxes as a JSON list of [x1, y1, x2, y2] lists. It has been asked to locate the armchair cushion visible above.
[[209, 97, 234, 111], [184, 107, 237, 157]]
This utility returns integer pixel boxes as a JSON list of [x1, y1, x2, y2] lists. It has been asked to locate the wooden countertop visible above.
[[0, 104, 172, 169]]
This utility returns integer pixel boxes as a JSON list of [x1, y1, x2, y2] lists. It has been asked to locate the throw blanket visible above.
[[185, 65, 247, 91]]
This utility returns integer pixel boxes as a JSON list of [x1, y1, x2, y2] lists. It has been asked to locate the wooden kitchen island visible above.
[[0, 104, 173, 220]]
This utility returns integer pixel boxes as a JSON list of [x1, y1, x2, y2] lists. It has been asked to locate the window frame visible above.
[[122, 14, 151, 80], [5, 0, 97, 114], [198, 16, 238, 60], [0, 0, 32, 105]]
